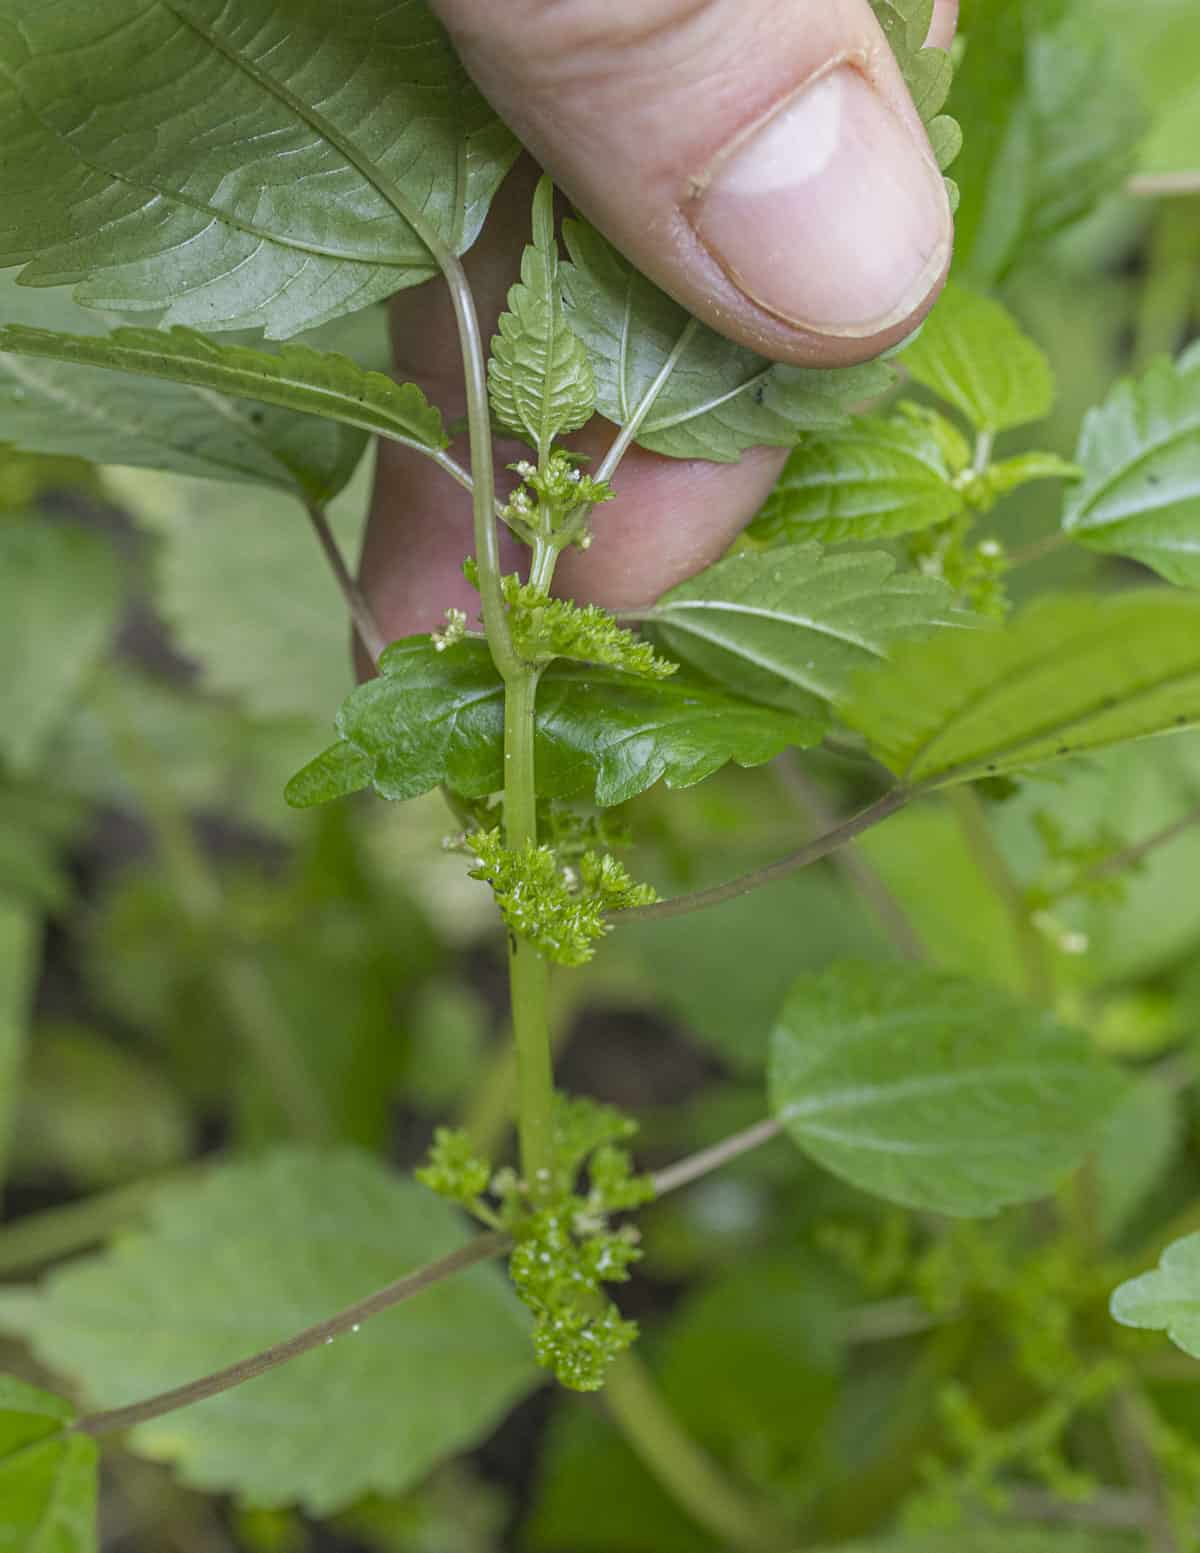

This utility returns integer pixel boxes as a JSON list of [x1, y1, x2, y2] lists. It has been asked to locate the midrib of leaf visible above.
[[782, 1062, 1091, 1121], [653, 599, 888, 658], [1, 348, 282, 482], [159, 0, 451, 271], [1075, 416, 1200, 525], [598, 318, 701, 480], [641, 361, 773, 434], [908, 631, 1200, 784]]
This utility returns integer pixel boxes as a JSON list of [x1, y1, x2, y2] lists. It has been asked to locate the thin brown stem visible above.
[[775, 756, 925, 960], [303, 499, 387, 666], [650, 1118, 784, 1199], [1067, 800, 1200, 894], [71, 1233, 510, 1440], [614, 789, 909, 925], [1007, 530, 1073, 569]]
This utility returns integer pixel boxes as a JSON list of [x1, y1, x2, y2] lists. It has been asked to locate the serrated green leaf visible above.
[[643, 544, 974, 718], [489, 178, 594, 459], [287, 637, 820, 812], [0, 275, 367, 500], [1111, 1232, 1200, 1359], [0, 1375, 97, 1553], [750, 415, 967, 546], [108, 452, 376, 724], [0, 0, 518, 339], [0, 319, 453, 497], [0, 517, 123, 772], [839, 591, 1200, 790], [903, 282, 1055, 433], [0, 1149, 535, 1514], [769, 962, 1127, 1216], [869, 0, 961, 188], [561, 221, 893, 463], [1063, 348, 1200, 587]]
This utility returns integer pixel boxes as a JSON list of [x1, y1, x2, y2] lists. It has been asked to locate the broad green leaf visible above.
[[0, 276, 366, 500], [750, 416, 966, 546], [489, 178, 594, 459], [839, 591, 1200, 790], [108, 452, 376, 724], [1063, 347, 1200, 587], [769, 962, 1126, 1216], [0, 1375, 97, 1553], [288, 637, 820, 811], [903, 283, 1055, 433], [0, 518, 123, 772], [0, 1149, 535, 1514], [1111, 1232, 1200, 1359], [0, 904, 37, 1189], [0, 0, 518, 338], [561, 221, 893, 463], [644, 544, 974, 718], [953, 8, 1145, 283]]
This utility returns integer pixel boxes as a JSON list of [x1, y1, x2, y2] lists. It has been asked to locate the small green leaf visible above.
[[0, 1149, 535, 1514], [645, 544, 974, 718], [561, 221, 893, 463], [1111, 1232, 1200, 1359], [288, 637, 820, 811], [839, 591, 1200, 790], [978, 451, 1080, 502], [0, 1375, 97, 1553], [903, 282, 1055, 433], [768, 962, 1127, 1216], [750, 414, 967, 545], [0, 0, 518, 338], [0, 518, 123, 772], [489, 178, 595, 459], [1063, 347, 1200, 587]]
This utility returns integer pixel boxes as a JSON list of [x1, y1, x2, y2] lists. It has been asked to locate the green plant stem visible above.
[[302, 498, 386, 665], [1108, 1391, 1180, 1553], [948, 787, 1053, 1004], [775, 755, 925, 960], [1052, 798, 1200, 902], [502, 661, 557, 1194], [69, 1233, 510, 1441], [615, 788, 909, 924], [604, 1350, 791, 1552], [649, 1117, 784, 1198]]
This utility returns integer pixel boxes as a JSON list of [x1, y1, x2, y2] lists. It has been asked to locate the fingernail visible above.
[[691, 65, 952, 339]]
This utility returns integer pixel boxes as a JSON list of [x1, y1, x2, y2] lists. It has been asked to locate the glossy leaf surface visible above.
[[0, 0, 518, 337], [288, 637, 821, 810]]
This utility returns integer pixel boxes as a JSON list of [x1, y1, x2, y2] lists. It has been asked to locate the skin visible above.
[[360, 0, 959, 655]]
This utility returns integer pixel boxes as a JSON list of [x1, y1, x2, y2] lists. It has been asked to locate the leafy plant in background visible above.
[[0, 2, 1199, 1551]]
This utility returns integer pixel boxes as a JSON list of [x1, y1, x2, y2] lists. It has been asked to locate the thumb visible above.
[[430, 0, 954, 366]]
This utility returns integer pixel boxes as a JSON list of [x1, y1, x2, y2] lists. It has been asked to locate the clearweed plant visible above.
[[0, 2, 1200, 1552]]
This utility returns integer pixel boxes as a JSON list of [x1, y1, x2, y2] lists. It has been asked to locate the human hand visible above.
[[361, 0, 958, 646]]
